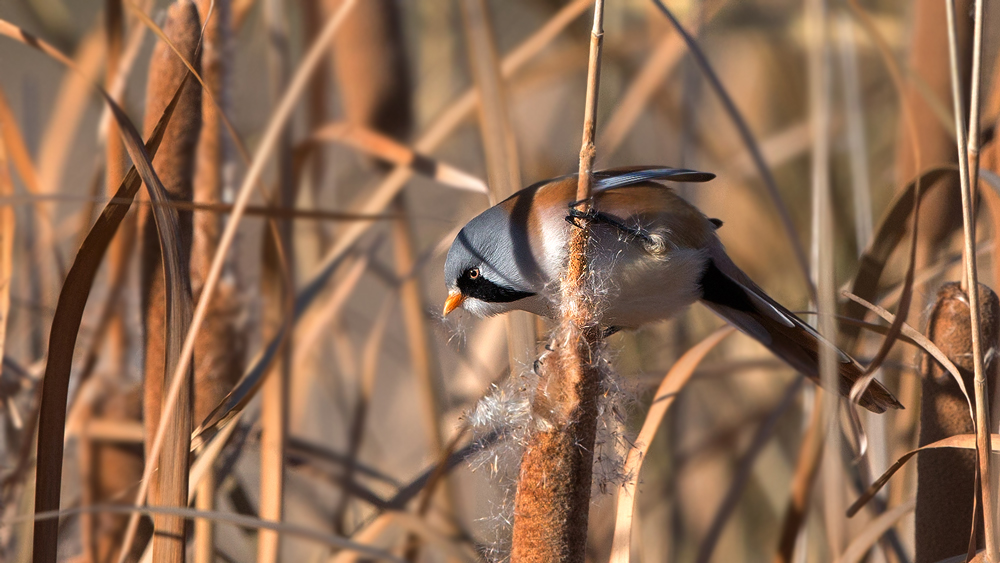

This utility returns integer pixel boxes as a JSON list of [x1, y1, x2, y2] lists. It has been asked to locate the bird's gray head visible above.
[[443, 204, 538, 317]]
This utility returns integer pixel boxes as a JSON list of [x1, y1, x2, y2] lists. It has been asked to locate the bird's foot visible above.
[[565, 203, 657, 247]]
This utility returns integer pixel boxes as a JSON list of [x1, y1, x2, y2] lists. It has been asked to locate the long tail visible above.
[[699, 248, 903, 414]]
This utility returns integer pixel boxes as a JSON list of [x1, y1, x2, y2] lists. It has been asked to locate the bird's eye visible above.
[[468, 268, 480, 279]]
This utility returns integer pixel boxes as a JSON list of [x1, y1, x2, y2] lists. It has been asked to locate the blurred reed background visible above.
[[1, 0, 999, 561]]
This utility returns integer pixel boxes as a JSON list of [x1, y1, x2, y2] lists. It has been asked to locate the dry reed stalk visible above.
[[944, 0, 997, 556], [458, 0, 538, 392], [139, 2, 201, 561], [966, 0, 985, 229], [102, 0, 131, 383], [509, 2, 604, 561], [805, 0, 848, 556], [258, 0, 295, 559], [916, 282, 999, 562], [0, 124, 11, 373], [190, 2, 241, 562]]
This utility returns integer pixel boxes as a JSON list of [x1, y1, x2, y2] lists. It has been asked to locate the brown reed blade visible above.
[[24, 64, 187, 563], [844, 291, 972, 419]]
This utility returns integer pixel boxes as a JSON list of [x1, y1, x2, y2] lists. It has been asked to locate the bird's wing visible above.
[[699, 247, 903, 414], [593, 166, 715, 191]]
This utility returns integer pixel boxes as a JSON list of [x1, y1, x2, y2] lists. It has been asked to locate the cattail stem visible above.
[[509, 2, 604, 562], [944, 0, 996, 557]]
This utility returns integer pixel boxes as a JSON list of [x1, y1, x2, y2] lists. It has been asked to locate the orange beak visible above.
[[443, 290, 466, 316]]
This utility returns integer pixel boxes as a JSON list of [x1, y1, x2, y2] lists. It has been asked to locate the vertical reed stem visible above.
[[944, 0, 996, 557], [509, 2, 604, 561], [259, 0, 293, 561]]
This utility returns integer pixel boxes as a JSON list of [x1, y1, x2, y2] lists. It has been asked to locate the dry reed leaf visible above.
[[610, 327, 734, 563], [842, 165, 959, 344], [847, 434, 1000, 517], [0, 19, 194, 562], [308, 122, 487, 193], [18, 66, 189, 563], [843, 291, 972, 419], [837, 498, 916, 563]]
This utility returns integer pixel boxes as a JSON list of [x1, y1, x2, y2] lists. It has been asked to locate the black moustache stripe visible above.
[[456, 275, 535, 304]]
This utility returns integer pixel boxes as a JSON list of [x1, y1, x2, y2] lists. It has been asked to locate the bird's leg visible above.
[[566, 200, 656, 246]]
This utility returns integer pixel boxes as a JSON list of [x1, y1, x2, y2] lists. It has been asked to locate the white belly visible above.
[[592, 243, 707, 329]]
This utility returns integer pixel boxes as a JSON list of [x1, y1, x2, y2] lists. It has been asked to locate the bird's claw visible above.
[[565, 202, 597, 229]]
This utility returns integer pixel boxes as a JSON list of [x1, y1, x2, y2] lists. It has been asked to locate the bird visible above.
[[441, 165, 903, 414]]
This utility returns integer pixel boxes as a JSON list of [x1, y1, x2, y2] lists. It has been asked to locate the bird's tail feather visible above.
[[699, 252, 903, 414]]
